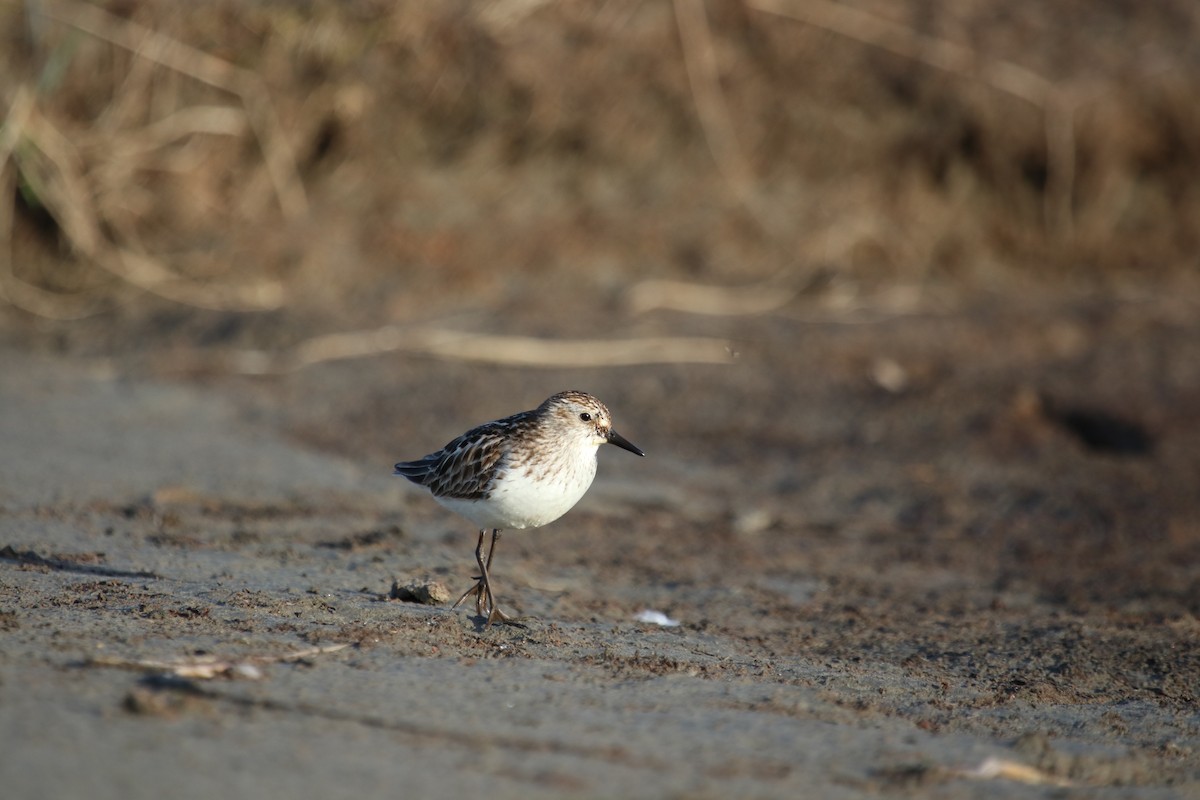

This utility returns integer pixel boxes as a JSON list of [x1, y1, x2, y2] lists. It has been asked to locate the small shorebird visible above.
[[393, 390, 645, 627]]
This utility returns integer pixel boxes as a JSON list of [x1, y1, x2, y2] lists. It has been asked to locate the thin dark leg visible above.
[[484, 529, 500, 570], [451, 529, 524, 628], [477, 529, 500, 615], [475, 529, 496, 616], [477, 529, 523, 627], [452, 530, 487, 612], [475, 529, 499, 618]]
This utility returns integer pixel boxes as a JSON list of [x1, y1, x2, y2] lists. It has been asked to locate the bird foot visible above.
[[484, 605, 527, 629], [451, 575, 486, 614], [452, 576, 526, 628]]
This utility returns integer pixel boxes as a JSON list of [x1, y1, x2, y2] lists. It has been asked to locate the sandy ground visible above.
[[2, 287, 1199, 799], [4, 4, 1200, 797]]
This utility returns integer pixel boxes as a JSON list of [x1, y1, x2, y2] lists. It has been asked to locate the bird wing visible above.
[[393, 421, 511, 500]]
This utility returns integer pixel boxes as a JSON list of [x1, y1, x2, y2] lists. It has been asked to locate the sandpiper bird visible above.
[[393, 391, 645, 627]]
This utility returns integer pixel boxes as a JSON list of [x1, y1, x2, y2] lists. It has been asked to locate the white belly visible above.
[[435, 454, 598, 530]]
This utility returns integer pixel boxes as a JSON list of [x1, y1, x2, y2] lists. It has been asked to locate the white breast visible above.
[[435, 444, 599, 530]]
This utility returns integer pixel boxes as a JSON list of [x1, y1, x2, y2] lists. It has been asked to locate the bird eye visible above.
[[579, 412, 592, 422]]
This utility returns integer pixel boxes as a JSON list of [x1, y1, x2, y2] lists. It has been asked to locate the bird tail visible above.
[[393, 459, 434, 485]]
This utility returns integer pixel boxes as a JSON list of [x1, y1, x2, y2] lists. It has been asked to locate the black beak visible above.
[[607, 429, 645, 457]]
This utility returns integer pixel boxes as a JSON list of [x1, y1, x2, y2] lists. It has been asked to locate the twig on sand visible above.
[[87, 643, 350, 680], [627, 278, 797, 316], [955, 756, 1073, 788], [231, 326, 736, 374]]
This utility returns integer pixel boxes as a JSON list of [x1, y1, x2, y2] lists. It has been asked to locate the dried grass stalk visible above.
[[748, 0, 1082, 241], [41, 0, 306, 219], [628, 278, 795, 316], [1, 1, 299, 315], [233, 327, 736, 374]]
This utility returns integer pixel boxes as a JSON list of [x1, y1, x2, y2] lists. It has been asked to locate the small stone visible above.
[[733, 508, 773, 536], [871, 357, 909, 393], [390, 579, 451, 605]]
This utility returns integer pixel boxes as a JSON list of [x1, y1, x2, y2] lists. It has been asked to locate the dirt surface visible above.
[[3, 285, 1200, 798], [3, 2, 1200, 797]]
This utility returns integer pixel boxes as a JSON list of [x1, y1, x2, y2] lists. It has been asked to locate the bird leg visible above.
[[452, 529, 523, 628], [452, 529, 488, 614]]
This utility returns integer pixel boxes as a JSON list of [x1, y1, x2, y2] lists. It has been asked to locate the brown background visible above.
[[1, 1, 1198, 796]]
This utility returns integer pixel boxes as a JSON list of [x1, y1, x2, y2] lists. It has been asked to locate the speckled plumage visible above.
[[393, 390, 644, 626]]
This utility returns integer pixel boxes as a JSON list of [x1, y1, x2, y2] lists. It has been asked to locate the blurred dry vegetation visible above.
[[1, 0, 1198, 352]]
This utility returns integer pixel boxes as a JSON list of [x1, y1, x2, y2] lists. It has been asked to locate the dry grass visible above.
[[1, 0, 1198, 341]]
